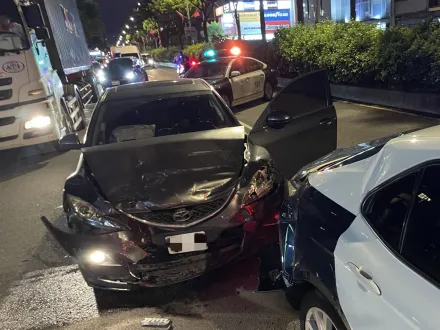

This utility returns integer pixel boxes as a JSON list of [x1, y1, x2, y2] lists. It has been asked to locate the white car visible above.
[[243, 125, 440, 330]]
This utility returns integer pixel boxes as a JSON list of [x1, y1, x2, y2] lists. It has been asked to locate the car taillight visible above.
[[191, 61, 197, 66]]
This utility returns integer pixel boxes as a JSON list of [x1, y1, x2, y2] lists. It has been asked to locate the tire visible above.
[[263, 81, 274, 101], [300, 290, 347, 330], [221, 94, 231, 108]]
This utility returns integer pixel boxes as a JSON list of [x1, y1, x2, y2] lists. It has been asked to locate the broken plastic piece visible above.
[[141, 318, 172, 329]]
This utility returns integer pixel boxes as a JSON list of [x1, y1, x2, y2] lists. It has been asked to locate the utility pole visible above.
[[233, 2, 242, 40], [296, 0, 304, 23], [259, 0, 266, 42], [350, 0, 355, 21], [390, 0, 395, 26]]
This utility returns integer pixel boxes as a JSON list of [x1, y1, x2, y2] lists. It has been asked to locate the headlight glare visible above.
[[24, 115, 51, 130], [125, 72, 135, 79]]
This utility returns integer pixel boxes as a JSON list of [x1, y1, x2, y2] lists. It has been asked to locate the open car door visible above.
[[249, 70, 337, 179]]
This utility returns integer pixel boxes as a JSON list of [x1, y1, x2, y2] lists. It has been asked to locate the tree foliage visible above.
[[275, 20, 440, 91], [207, 22, 224, 40], [76, 0, 105, 49]]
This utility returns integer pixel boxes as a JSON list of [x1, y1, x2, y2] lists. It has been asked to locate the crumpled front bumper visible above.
[[41, 216, 247, 290]]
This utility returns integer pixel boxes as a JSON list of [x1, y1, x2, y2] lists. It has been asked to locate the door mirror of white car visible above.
[[58, 134, 84, 151], [230, 71, 241, 78], [266, 111, 292, 129]]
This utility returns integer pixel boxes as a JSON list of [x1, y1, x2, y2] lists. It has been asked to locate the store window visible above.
[[355, 0, 390, 21], [331, 0, 350, 22]]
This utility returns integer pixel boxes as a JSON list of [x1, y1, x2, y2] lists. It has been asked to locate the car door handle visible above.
[[319, 118, 335, 126], [246, 78, 250, 81], [346, 262, 381, 296], [260, 74, 264, 77]]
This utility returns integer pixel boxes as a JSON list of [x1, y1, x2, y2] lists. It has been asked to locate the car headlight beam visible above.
[[24, 115, 51, 130], [125, 72, 135, 80]]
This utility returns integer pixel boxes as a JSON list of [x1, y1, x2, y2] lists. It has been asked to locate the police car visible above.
[[183, 48, 278, 107], [242, 125, 440, 330]]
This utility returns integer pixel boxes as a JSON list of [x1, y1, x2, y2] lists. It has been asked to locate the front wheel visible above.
[[263, 81, 274, 101], [300, 290, 347, 330]]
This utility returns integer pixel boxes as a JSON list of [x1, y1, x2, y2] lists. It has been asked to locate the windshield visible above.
[[108, 58, 133, 75], [91, 93, 237, 145], [0, 0, 29, 52], [121, 53, 138, 58], [185, 61, 230, 79]]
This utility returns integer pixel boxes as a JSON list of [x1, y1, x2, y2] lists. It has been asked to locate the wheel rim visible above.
[[305, 307, 339, 330], [265, 83, 273, 98]]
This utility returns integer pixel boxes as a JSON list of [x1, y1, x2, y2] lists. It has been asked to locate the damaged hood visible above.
[[82, 126, 245, 209]]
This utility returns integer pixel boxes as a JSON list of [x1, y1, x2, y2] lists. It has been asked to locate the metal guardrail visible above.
[[66, 83, 94, 131]]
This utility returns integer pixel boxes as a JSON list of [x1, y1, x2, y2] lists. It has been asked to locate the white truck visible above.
[[0, 0, 100, 150]]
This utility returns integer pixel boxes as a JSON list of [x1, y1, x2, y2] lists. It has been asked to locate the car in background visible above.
[[183, 55, 277, 108], [41, 71, 337, 290], [98, 58, 148, 89], [240, 126, 440, 330], [142, 53, 156, 68]]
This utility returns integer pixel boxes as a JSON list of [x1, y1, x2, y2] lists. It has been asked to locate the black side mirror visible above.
[[35, 27, 50, 41], [58, 133, 84, 151], [266, 111, 292, 129]]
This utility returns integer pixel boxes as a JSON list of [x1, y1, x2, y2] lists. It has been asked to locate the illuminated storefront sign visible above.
[[215, 6, 224, 16], [264, 9, 291, 33], [239, 11, 261, 35]]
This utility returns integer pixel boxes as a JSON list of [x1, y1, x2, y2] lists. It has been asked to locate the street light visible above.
[[130, 17, 135, 21], [125, 24, 130, 29], [137, 2, 141, 6], [122, 30, 126, 34]]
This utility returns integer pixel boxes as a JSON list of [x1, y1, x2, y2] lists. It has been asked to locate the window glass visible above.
[[364, 173, 417, 250], [331, 0, 350, 22], [355, 0, 390, 21], [402, 166, 440, 284], [230, 59, 245, 75], [269, 71, 328, 116], [93, 93, 237, 145], [244, 59, 263, 73], [185, 61, 230, 79]]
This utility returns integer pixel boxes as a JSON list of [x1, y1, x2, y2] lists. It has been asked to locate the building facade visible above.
[[213, 0, 440, 40]]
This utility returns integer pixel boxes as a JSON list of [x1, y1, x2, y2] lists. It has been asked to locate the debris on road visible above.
[[141, 317, 172, 329]]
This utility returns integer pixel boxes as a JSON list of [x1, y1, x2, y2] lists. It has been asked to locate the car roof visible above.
[[102, 79, 212, 102]]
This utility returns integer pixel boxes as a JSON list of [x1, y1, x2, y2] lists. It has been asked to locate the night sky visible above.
[[98, 0, 138, 36]]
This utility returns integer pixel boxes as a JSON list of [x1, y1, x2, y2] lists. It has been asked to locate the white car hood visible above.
[[308, 154, 380, 215]]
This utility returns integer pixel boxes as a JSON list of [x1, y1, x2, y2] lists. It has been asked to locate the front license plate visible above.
[[111, 80, 120, 86], [166, 232, 207, 255]]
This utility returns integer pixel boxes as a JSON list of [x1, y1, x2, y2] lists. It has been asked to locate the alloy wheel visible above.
[[305, 307, 339, 330]]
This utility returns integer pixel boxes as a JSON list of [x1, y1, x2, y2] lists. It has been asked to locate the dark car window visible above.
[[230, 59, 245, 75], [121, 53, 139, 58], [244, 59, 263, 73], [93, 93, 237, 145], [269, 71, 328, 117], [402, 165, 440, 284], [108, 58, 134, 75], [364, 173, 417, 251], [185, 61, 230, 79]]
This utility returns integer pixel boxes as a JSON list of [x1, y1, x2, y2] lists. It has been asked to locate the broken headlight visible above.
[[66, 194, 124, 230], [242, 167, 274, 205]]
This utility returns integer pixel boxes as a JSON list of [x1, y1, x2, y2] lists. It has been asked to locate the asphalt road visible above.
[[0, 67, 438, 330]]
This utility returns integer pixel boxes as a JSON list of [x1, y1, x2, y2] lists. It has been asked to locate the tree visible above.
[[207, 21, 223, 41], [77, 0, 106, 49]]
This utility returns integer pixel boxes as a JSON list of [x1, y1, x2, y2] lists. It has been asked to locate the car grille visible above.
[[129, 195, 230, 225], [0, 116, 15, 127], [0, 89, 12, 101], [0, 78, 12, 87]]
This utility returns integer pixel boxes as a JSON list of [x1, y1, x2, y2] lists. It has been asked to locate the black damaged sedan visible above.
[[42, 73, 337, 290]]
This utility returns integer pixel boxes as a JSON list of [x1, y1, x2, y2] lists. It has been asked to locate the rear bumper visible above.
[[0, 99, 58, 150]]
